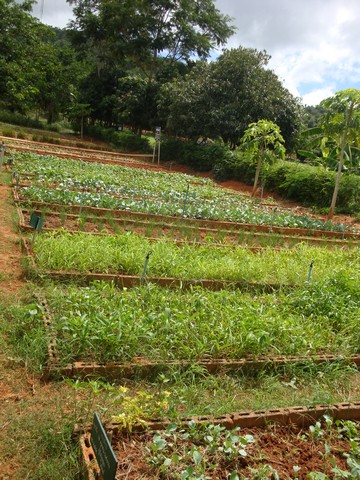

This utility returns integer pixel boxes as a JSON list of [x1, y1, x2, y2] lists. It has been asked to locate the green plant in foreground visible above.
[[111, 387, 172, 431], [145, 421, 255, 479]]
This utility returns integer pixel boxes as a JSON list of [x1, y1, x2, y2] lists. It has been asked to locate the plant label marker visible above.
[[141, 251, 152, 284], [79, 191, 85, 214], [90, 412, 118, 480], [12, 170, 20, 185], [30, 212, 44, 242], [0, 141, 5, 172], [307, 260, 314, 282]]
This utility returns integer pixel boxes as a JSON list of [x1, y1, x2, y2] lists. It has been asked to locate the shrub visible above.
[[213, 149, 255, 182], [84, 125, 151, 153], [17, 131, 26, 139], [182, 143, 227, 171], [2, 128, 16, 138], [266, 161, 360, 213], [0, 110, 43, 129], [47, 124, 61, 132], [161, 138, 229, 172], [214, 150, 360, 214], [160, 137, 187, 162], [111, 131, 151, 153]]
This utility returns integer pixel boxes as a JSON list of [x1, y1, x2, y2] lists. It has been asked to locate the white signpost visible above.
[[152, 126, 161, 165]]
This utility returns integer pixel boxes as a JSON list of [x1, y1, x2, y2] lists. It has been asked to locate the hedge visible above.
[[84, 125, 151, 153], [161, 137, 360, 214]]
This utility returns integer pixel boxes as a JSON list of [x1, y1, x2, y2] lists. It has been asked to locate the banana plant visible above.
[[320, 89, 360, 219], [298, 126, 360, 173]]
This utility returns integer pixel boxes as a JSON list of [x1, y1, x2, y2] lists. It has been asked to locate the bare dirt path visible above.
[[0, 177, 31, 478], [0, 183, 24, 295], [0, 176, 74, 479]]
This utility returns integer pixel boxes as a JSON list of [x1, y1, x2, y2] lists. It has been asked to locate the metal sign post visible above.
[[152, 127, 161, 165], [0, 141, 5, 172], [141, 251, 152, 285], [182, 183, 190, 218], [307, 260, 314, 282]]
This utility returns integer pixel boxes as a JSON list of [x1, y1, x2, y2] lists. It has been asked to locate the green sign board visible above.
[[29, 212, 44, 231], [90, 412, 118, 480]]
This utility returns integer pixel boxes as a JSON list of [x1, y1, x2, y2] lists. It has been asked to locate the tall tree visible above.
[[67, 0, 235, 80], [320, 89, 360, 219], [159, 47, 302, 148], [0, 0, 52, 112], [0, 0, 81, 120]]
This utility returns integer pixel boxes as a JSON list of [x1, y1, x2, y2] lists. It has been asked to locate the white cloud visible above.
[[302, 87, 336, 107], [215, 0, 360, 104], [31, 0, 74, 28]]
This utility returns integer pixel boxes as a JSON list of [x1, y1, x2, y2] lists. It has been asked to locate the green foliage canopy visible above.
[[159, 47, 302, 147], [67, 0, 235, 79]]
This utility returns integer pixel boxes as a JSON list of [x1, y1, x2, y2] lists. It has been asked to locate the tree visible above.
[[240, 120, 285, 197], [0, 1, 81, 121], [320, 89, 360, 219], [67, 0, 235, 80], [159, 47, 302, 148], [0, 0, 53, 112], [158, 61, 212, 139]]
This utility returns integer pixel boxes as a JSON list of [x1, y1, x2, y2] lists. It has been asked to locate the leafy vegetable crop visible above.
[[45, 277, 360, 364], [32, 231, 359, 285], [14, 152, 351, 232]]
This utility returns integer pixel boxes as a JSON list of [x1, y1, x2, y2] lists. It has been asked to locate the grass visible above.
[[0, 291, 83, 479], [2, 291, 358, 463], [56, 363, 360, 423], [38, 278, 360, 364], [31, 230, 359, 286]]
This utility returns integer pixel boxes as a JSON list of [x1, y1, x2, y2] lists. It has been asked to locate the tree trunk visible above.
[[327, 141, 346, 219], [327, 101, 354, 219], [251, 157, 262, 197]]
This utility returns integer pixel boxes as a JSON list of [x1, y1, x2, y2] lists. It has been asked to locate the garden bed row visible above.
[[79, 403, 360, 480], [18, 207, 357, 249], [8, 144, 156, 168], [14, 192, 360, 241], [45, 355, 360, 381], [4, 135, 154, 163], [11, 152, 356, 233], [35, 291, 360, 381], [21, 236, 306, 292]]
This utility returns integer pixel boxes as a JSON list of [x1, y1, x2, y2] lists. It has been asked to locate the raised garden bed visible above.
[[15, 193, 360, 242], [79, 407, 360, 479], [19, 207, 358, 249], [22, 230, 359, 290], [46, 354, 360, 381], [5, 136, 154, 164], [12, 151, 356, 234], [34, 281, 360, 371]]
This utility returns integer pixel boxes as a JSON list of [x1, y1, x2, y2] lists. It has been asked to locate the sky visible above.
[[30, 0, 360, 106]]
